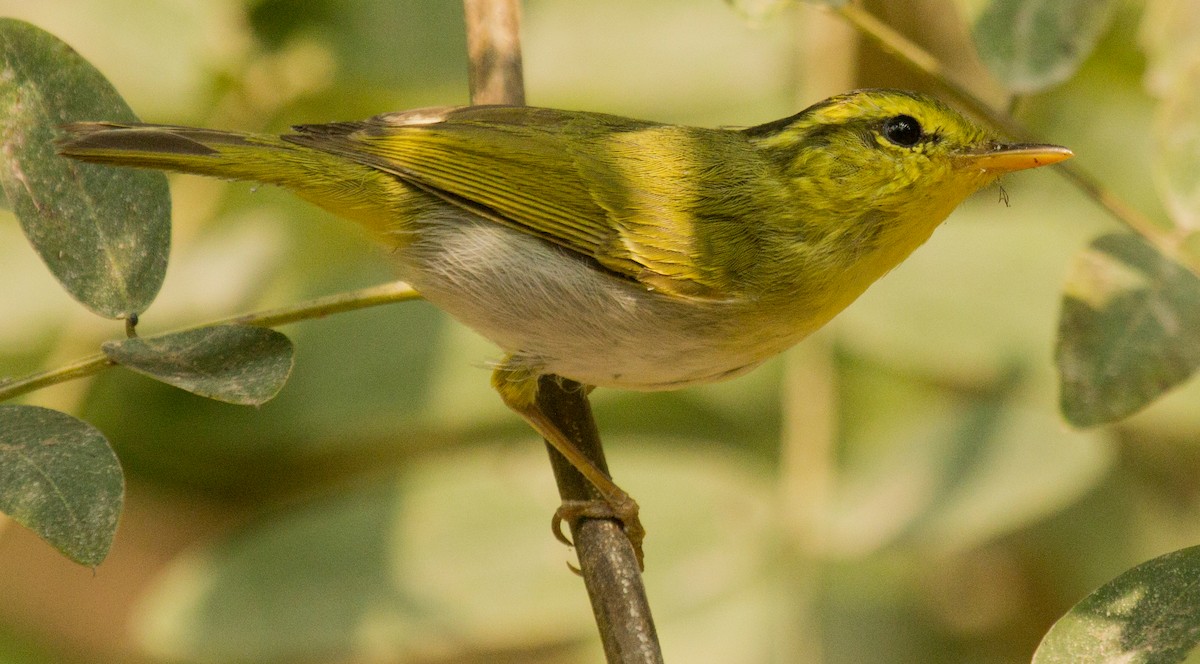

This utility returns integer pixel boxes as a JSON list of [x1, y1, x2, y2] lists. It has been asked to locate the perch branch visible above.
[[462, 1, 662, 662]]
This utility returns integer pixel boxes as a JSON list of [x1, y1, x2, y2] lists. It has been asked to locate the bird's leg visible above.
[[491, 362, 644, 566]]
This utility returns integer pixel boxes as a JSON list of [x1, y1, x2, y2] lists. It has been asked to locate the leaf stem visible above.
[[0, 280, 421, 403], [223, 280, 420, 328], [0, 355, 116, 402], [463, 1, 662, 661]]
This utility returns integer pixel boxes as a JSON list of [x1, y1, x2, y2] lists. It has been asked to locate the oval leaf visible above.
[[0, 18, 169, 318], [972, 0, 1119, 93], [1056, 234, 1200, 427], [1033, 545, 1200, 663], [0, 404, 123, 566], [103, 325, 295, 406]]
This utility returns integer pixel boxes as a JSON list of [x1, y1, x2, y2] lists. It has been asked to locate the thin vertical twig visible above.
[[537, 377, 664, 664], [461, 3, 662, 662], [464, 0, 526, 106]]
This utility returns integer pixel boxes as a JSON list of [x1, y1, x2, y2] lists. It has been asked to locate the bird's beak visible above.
[[961, 143, 1074, 174]]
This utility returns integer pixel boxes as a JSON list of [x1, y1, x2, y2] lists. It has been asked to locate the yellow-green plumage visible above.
[[58, 89, 1070, 391]]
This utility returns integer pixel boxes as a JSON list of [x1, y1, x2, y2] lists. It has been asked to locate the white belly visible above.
[[390, 214, 803, 390]]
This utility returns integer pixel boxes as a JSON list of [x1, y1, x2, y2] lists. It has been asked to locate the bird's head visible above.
[[746, 88, 1072, 225]]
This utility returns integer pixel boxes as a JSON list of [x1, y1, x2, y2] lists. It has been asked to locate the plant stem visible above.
[[537, 376, 663, 664], [462, 1, 662, 662], [464, 0, 526, 106], [0, 281, 421, 403], [0, 355, 115, 403], [224, 280, 419, 328]]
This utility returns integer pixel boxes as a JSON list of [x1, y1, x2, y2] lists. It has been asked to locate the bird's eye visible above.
[[882, 115, 922, 147]]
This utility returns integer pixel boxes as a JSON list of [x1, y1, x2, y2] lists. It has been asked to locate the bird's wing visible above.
[[285, 106, 751, 299]]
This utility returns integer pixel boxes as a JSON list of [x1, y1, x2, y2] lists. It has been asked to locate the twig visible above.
[[224, 280, 419, 328], [464, 0, 526, 106], [538, 377, 663, 664], [0, 281, 420, 403], [461, 2, 662, 662], [0, 354, 115, 402]]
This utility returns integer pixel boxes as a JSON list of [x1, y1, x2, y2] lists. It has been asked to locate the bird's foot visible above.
[[552, 496, 644, 570]]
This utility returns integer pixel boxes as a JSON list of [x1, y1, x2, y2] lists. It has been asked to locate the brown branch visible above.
[[461, 2, 662, 662], [464, 0, 526, 106], [537, 377, 664, 664]]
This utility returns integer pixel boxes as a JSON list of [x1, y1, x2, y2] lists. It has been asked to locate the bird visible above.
[[58, 88, 1072, 562]]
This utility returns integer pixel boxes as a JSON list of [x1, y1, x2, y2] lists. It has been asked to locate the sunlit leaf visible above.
[[0, 18, 169, 318], [723, 0, 798, 23], [103, 325, 294, 406], [0, 404, 123, 566], [972, 0, 1119, 92], [1033, 545, 1200, 663], [1141, 0, 1200, 233], [1057, 234, 1200, 427], [1139, 0, 1200, 98], [1151, 46, 1200, 233]]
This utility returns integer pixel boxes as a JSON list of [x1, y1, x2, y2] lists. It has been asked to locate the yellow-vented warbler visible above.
[[58, 89, 1071, 559]]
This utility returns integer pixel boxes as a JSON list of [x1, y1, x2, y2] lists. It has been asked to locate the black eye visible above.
[[883, 114, 922, 147]]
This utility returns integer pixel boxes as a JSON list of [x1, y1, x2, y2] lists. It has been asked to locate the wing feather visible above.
[[285, 105, 771, 299]]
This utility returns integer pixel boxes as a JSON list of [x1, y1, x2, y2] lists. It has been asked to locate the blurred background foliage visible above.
[[0, 0, 1195, 662]]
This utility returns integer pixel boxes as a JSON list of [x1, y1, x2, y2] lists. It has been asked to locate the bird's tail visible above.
[[59, 123, 314, 183], [57, 122, 404, 234]]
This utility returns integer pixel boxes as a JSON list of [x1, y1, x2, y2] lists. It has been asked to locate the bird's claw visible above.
[[551, 497, 645, 570]]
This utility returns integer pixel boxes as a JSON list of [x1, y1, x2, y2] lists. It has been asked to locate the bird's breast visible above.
[[390, 211, 810, 389]]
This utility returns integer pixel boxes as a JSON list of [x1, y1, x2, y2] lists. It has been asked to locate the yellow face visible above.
[[744, 89, 1070, 318], [750, 89, 1005, 220]]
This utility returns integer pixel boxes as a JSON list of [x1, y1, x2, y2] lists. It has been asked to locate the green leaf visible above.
[[0, 405, 123, 567], [1033, 545, 1200, 663], [102, 325, 295, 406], [1056, 234, 1200, 427], [0, 18, 169, 318], [972, 0, 1119, 93]]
